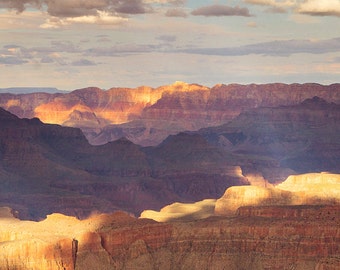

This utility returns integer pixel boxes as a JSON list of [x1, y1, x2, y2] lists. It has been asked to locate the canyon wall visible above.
[[0, 82, 339, 146]]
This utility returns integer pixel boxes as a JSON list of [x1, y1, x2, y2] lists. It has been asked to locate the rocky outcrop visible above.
[[140, 199, 217, 222], [141, 172, 340, 221], [0, 82, 339, 146], [0, 204, 339, 270], [215, 173, 340, 216]]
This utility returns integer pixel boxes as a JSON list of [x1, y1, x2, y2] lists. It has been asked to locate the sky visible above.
[[0, 0, 339, 90]]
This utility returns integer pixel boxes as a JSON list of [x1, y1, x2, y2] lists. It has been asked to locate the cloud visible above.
[[113, 0, 153, 15], [40, 11, 128, 28], [144, 0, 185, 4], [191, 4, 252, 17], [244, 0, 340, 17], [40, 55, 54, 63], [0, 55, 28, 65], [165, 8, 187, 17], [182, 37, 340, 56], [71, 59, 96, 66], [0, 0, 154, 19], [297, 0, 340, 17], [333, 56, 340, 63], [85, 43, 160, 56], [244, 0, 295, 13], [0, 0, 42, 13], [247, 21, 257, 27], [156, 35, 177, 42], [1, 41, 80, 66]]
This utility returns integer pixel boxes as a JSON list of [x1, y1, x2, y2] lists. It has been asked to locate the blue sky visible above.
[[0, 0, 339, 90]]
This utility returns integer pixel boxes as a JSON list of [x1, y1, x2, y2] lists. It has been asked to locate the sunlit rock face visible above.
[[1, 204, 339, 270], [140, 199, 217, 222], [0, 82, 338, 146], [140, 172, 340, 222], [215, 173, 340, 216]]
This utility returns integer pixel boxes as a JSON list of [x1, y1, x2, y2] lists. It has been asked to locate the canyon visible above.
[[0, 82, 339, 269], [0, 85, 339, 220], [0, 82, 339, 146]]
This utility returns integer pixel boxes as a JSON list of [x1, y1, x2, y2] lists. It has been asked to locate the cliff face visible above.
[[0, 204, 339, 270], [0, 82, 339, 146]]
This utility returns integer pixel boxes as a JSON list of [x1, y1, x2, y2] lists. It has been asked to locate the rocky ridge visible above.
[[0, 82, 339, 146]]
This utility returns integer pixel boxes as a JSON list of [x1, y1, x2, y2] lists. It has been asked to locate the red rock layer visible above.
[[0, 205, 339, 270]]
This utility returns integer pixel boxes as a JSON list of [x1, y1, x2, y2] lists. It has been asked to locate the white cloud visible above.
[[245, 0, 340, 17], [40, 11, 128, 28], [297, 0, 340, 17], [244, 0, 295, 8]]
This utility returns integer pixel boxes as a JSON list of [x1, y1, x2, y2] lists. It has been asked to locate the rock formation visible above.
[[140, 199, 217, 222], [215, 172, 340, 216], [141, 172, 340, 221]]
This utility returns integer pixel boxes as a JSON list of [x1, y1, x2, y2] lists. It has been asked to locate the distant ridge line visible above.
[[0, 87, 68, 94]]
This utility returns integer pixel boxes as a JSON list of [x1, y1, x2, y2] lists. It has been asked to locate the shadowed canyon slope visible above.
[[0, 82, 339, 146], [0, 93, 340, 219], [0, 107, 246, 220], [198, 96, 340, 182]]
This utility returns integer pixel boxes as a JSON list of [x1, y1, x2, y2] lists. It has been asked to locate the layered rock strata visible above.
[[0, 204, 339, 270], [0, 82, 339, 146]]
